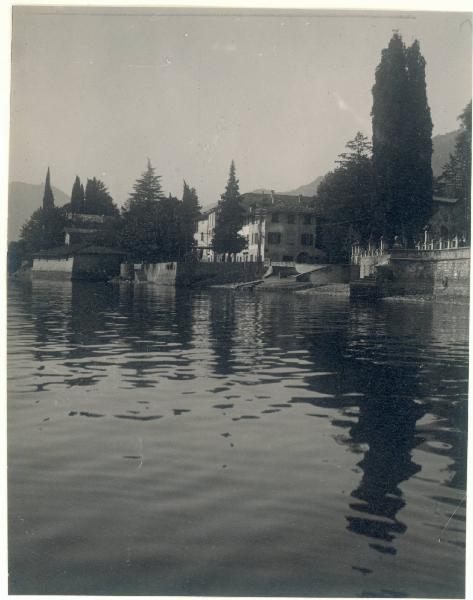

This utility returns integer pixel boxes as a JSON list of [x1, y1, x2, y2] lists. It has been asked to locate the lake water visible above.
[[7, 280, 468, 597]]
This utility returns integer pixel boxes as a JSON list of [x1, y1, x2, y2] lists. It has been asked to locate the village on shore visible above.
[[8, 33, 471, 301]]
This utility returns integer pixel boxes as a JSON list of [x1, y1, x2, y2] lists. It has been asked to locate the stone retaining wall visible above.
[[380, 247, 470, 298], [31, 257, 74, 280], [135, 261, 265, 287]]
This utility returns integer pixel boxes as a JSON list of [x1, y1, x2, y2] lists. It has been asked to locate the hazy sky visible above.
[[9, 7, 472, 207]]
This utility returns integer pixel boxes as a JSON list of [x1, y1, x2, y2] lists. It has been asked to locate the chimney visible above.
[[270, 189, 275, 204]]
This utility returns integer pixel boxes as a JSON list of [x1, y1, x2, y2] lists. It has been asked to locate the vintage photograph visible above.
[[6, 5, 471, 597]]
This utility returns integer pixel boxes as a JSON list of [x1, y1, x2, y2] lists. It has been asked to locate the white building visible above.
[[195, 191, 325, 263]]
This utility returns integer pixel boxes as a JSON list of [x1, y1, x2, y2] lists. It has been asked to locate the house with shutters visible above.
[[195, 190, 325, 264]]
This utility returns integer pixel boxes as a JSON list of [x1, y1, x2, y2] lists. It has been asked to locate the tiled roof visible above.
[[199, 193, 316, 217], [241, 192, 315, 212]]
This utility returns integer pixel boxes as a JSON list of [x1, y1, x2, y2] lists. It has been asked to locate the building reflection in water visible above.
[[209, 289, 237, 376], [118, 284, 195, 387]]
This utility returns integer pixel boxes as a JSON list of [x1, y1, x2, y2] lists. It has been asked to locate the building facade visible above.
[[195, 191, 324, 263], [64, 212, 114, 246], [195, 204, 217, 262]]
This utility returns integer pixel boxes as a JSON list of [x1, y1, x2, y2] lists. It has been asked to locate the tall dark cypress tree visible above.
[[404, 40, 433, 239], [212, 161, 246, 258], [70, 175, 84, 212], [371, 33, 433, 243], [42, 167, 55, 211], [83, 177, 118, 216], [181, 180, 201, 255]]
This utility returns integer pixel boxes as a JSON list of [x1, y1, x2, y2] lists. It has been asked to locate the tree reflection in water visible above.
[[346, 368, 425, 553]]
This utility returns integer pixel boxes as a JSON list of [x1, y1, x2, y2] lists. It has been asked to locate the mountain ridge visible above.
[[8, 181, 70, 242], [250, 129, 459, 198]]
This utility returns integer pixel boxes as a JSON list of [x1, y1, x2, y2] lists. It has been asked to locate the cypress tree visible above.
[[212, 161, 246, 259], [42, 167, 55, 211], [83, 177, 118, 216], [70, 175, 84, 212], [181, 180, 201, 255], [371, 34, 408, 240], [371, 33, 433, 243], [404, 40, 433, 239]]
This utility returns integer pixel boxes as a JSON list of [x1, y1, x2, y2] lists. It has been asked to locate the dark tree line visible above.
[[120, 160, 201, 262], [18, 168, 66, 256], [316, 33, 436, 261], [14, 158, 251, 267], [435, 101, 471, 240], [316, 132, 375, 262], [14, 163, 203, 265], [71, 176, 118, 216]]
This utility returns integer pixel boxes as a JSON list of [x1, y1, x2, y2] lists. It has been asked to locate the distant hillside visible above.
[[284, 176, 325, 197], [250, 177, 324, 197], [8, 181, 70, 242], [252, 130, 458, 199], [432, 129, 458, 177]]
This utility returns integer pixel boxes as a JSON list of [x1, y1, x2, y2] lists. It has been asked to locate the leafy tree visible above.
[[181, 181, 201, 255], [70, 175, 85, 212], [19, 168, 65, 255], [83, 177, 119, 216], [20, 206, 66, 254], [316, 132, 375, 262], [436, 101, 471, 238], [121, 160, 165, 262], [371, 33, 433, 243], [86, 215, 124, 248], [212, 161, 246, 259], [158, 195, 184, 260], [42, 167, 55, 210]]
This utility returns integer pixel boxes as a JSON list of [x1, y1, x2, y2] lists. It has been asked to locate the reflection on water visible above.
[[8, 281, 468, 597]]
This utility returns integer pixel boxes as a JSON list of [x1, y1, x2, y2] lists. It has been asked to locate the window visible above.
[[272, 213, 280, 223], [200, 232, 204, 241], [287, 214, 295, 224], [268, 232, 282, 245], [304, 214, 312, 225], [301, 233, 314, 246]]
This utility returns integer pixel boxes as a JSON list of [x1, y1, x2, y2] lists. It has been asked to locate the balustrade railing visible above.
[[351, 236, 468, 263]]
